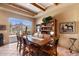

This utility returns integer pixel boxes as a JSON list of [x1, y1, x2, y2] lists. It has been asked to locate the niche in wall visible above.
[[0, 25, 6, 30]]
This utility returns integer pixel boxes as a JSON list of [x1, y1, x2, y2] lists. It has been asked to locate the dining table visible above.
[[23, 35, 57, 56], [27, 35, 52, 46]]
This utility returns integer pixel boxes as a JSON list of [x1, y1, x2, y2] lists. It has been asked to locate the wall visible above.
[[0, 11, 9, 44], [36, 4, 79, 51], [54, 5, 79, 51], [0, 9, 35, 44]]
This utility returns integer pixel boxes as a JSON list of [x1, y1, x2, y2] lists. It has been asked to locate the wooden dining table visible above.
[[27, 35, 52, 46], [23, 35, 57, 56]]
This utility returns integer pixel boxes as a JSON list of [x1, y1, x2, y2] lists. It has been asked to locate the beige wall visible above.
[[0, 9, 35, 44], [0, 11, 9, 44], [54, 5, 79, 51], [36, 4, 79, 51]]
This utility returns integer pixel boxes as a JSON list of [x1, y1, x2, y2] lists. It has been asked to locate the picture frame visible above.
[[59, 22, 76, 34]]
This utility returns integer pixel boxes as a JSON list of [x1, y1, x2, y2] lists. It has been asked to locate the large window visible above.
[[8, 17, 32, 35]]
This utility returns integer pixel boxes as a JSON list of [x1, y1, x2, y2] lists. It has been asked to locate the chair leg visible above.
[[19, 43, 22, 53], [17, 42, 19, 49], [22, 48, 26, 56]]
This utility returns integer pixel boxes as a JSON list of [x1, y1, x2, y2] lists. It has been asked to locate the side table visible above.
[[69, 38, 77, 53]]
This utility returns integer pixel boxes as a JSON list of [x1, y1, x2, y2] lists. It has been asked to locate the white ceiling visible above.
[[0, 3, 60, 18], [39, 3, 54, 8], [16, 3, 42, 13], [15, 3, 54, 14]]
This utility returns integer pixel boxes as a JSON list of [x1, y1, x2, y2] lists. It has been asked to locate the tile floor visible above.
[[57, 46, 79, 56], [0, 42, 79, 56], [0, 43, 20, 56]]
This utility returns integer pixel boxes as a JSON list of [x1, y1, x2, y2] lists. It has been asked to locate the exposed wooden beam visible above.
[[34, 4, 74, 18], [7, 3, 37, 16], [0, 4, 35, 19], [31, 3, 46, 11], [54, 3, 59, 5], [0, 6, 34, 19]]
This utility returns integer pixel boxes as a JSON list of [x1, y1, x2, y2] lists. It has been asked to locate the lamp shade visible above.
[[50, 31, 54, 35]]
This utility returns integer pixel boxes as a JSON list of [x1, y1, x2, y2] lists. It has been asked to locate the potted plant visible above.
[[42, 16, 52, 25]]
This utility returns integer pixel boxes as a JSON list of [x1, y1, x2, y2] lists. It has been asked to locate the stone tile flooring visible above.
[[0, 43, 20, 56], [0, 43, 79, 56], [57, 46, 79, 56]]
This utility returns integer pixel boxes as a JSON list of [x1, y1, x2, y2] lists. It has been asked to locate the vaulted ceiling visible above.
[[0, 3, 60, 19], [0, 3, 75, 19]]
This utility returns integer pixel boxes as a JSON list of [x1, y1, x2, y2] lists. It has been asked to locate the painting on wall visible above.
[[59, 22, 76, 34]]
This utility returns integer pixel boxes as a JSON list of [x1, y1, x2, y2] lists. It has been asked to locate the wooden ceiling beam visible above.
[[0, 4, 35, 18], [54, 3, 59, 5], [34, 4, 74, 18], [31, 3, 46, 11], [0, 6, 34, 19], [6, 3, 37, 16]]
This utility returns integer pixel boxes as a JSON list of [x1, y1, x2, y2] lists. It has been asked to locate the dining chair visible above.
[[16, 35, 23, 53], [40, 37, 59, 56], [22, 37, 36, 56]]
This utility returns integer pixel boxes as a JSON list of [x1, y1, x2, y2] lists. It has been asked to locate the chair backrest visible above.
[[54, 39, 59, 45], [16, 35, 22, 44], [16, 36, 20, 41], [22, 36, 30, 46], [22, 38, 27, 45], [46, 38, 59, 47]]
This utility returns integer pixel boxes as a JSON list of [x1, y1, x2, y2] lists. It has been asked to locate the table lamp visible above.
[[50, 31, 54, 37]]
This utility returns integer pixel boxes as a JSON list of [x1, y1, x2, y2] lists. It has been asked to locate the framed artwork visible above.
[[0, 25, 6, 30], [59, 22, 76, 34]]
